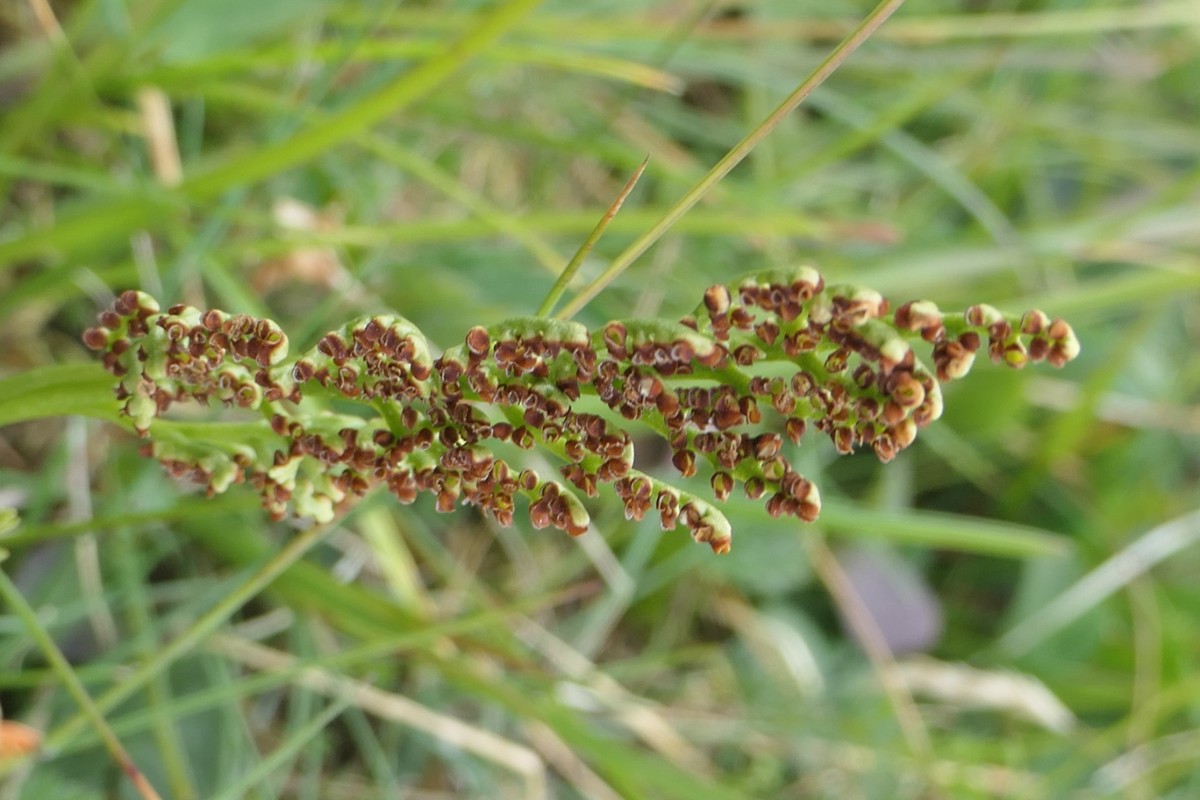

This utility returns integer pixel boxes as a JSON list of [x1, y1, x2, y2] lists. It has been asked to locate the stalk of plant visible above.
[[553, 0, 910, 319], [0, 566, 165, 800], [83, 267, 1079, 555]]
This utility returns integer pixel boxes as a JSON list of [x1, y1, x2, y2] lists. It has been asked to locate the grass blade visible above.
[[554, 0, 909, 319]]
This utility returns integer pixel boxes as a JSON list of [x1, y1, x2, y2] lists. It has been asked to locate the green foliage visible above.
[[1, 1, 1198, 798]]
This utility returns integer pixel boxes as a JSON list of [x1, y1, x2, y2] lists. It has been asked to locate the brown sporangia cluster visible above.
[[83, 267, 1080, 554], [81, 293, 294, 430]]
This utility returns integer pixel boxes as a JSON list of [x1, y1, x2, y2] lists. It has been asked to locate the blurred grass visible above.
[[1, 0, 1199, 798]]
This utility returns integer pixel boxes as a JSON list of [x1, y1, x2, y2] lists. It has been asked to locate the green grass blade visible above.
[[817, 501, 1071, 558], [554, 0, 909, 319], [210, 696, 350, 800], [0, 363, 120, 427], [0, 0, 544, 269]]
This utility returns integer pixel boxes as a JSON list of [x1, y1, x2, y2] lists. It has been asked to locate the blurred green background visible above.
[[1, 0, 1198, 797]]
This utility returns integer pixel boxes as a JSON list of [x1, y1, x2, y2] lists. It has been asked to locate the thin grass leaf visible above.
[[0, 363, 119, 427], [555, 0, 909, 319], [997, 509, 1200, 658]]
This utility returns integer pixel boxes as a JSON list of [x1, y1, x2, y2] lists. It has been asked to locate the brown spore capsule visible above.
[[730, 308, 754, 330], [1047, 343, 1073, 367], [739, 396, 761, 425], [824, 348, 849, 373], [872, 433, 897, 463], [114, 291, 140, 316], [462, 326, 490, 356], [512, 427, 534, 449], [754, 320, 779, 346], [713, 396, 742, 431], [890, 373, 926, 408], [317, 334, 348, 364], [704, 285, 731, 316], [694, 345, 726, 369], [733, 344, 760, 366], [602, 322, 628, 359], [82, 328, 109, 350], [751, 433, 782, 461], [1047, 318, 1073, 341], [743, 477, 766, 500], [671, 449, 697, 478], [765, 493, 788, 519], [711, 472, 734, 501], [964, 305, 990, 327]]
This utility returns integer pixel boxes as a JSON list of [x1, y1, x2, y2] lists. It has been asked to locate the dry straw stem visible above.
[[21, 522, 336, 771], [1094, 729, 1200, 794], [64, 418, 119, 652], [890, 657, 1074, 734], [24, 0, 64, 42], [806, 537, 938, 790], [554, 0, 909, 320], [537, 155, 650, 317], [515, 616, 710, 774], [712, 596, 823, 696], [0, 568, 164, 800], [208, 633, 548, 799], [136, 87, 183, 187], [997, 509, 1200, 658], [523, 721, 623, 800]]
